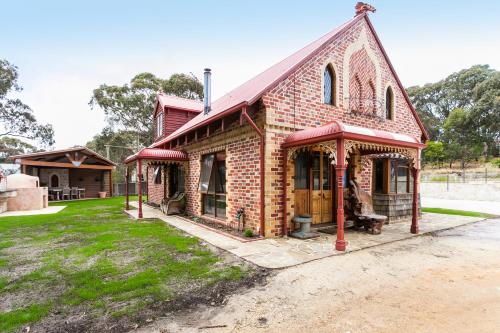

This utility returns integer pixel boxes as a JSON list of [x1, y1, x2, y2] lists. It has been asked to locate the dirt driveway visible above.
[[139, 218, 500, 333]]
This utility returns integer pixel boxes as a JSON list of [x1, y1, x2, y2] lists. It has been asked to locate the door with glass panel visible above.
[[311, 150, 333, 224]]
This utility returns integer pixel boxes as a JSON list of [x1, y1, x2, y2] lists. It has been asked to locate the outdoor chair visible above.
[[62, 187, 71, 200], [349, 180, 387, 235], [71, 187, 78, 199], [78, 188, 85, 199], [160, 192, 179, 214], [162, 192, 186, 215]]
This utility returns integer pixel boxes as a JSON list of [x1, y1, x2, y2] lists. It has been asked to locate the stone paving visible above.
[[0, 205, 66, 217], [126, 202, 486, 269]]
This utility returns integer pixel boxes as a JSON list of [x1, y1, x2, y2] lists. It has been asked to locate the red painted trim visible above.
[[282, 148, 288, 236], [363, 16, 429, 141], [241, 107, 266, 237], [335, 138, 347, 251], [411, 167, 420, 234], [151, 101, 248, 148], [282, 130, 425, 149], [125, 167, 129, 210], [137, 159, 143, 219]]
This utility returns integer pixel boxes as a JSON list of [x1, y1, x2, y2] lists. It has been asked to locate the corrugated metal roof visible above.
[[157, 93, 203, 112], [151, 14, 364, 148], [284, 120, 420, 147], [9, 146, 117, 166], [124, 148, 188, 164]]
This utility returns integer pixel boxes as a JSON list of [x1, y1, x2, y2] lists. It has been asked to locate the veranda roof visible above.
[[283, 120, 424, 149], [124, 148, 188, 165]]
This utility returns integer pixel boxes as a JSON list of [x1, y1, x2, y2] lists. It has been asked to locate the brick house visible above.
[[125, 5, 427, 251]]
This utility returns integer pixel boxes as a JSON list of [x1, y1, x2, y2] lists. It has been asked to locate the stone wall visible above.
[[39, 169, 69, 188]]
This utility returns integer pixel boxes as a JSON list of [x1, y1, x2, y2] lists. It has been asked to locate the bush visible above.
[[492, 158, 500, 168], [243, 229, 253, 237]]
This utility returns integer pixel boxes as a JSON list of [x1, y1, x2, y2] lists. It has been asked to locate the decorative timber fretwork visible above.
[[287, 141, 337, 164], [344, 140, 418, 166]]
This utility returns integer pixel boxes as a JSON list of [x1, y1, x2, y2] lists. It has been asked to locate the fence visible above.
[[421, 169, 500, 187], [113, 182, 146, 196]]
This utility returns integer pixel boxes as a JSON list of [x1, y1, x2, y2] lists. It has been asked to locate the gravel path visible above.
[[139, 218, 500, 333]]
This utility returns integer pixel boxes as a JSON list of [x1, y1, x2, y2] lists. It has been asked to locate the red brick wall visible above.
[[182, 125, 262, 234], [261, 18, 424, 234], [146, 165, 166, 205]]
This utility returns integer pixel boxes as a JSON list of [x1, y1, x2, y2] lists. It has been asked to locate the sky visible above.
[[2, 0, 500, 149]]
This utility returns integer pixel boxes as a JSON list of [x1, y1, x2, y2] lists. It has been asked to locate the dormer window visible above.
[[385, 87, 394, 120], [156, 112, 164, 137], [323, 65, 336, 105]]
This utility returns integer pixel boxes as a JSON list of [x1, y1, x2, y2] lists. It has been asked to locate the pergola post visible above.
[[146, 164, 149, 204], [335, 138, 347, 251], [282, 147, 288, 236], [137, 159, 143, 219], [411, 166, 420, 234], [125, 166, 130, 210]]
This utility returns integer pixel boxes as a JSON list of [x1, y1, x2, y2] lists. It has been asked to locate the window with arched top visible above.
[[385, 86, 394, 120], [50, 174, 59, 188], [323, 65, 336, 105]]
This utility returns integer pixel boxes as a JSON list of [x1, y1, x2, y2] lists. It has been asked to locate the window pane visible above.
[[324, 68, 332, 104], [322, 153, 331, 190], [294, 151, 308, 189], [390, 160, 396, 193], [216, 160, 226, 193], [154, 166, 162, 184], [203, 194, 215, 216], [199, 154, 214, 193], [312, 152, 320, 190], [386, 88, 393, 120], [397, 166, 408, 193], [374, 159, 384, 193], [216, 194, 226, 219], [409, 169, 414, 193]]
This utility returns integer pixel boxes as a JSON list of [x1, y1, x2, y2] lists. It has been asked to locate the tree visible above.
[[0, 59, 54, 146], [422, 141, 444, 166], [442, 108, 483, 168], [407, 65, 496, 141], [0, 137, 37, 163], [90, 72, 203, 142], [470, 72, 500, 148], [86, 127, 142, 181]]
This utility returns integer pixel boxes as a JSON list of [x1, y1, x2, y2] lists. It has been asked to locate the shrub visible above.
[[243, 229, 253, 237], [492, 158, 500, 168]]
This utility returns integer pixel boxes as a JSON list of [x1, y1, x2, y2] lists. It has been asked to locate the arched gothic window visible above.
[[385, 86, 394, 120], [323, 65, 336, 105]]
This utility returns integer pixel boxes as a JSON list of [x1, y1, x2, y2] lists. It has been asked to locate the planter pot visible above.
[[98, 191, 107, 199]]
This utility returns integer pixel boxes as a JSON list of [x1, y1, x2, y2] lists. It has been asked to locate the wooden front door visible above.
[[311, 151, 333, 224]]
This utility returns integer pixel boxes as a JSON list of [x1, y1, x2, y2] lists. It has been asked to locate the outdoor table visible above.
[[50, 189, 62, 201]]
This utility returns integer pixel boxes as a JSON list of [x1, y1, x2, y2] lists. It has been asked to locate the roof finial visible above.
[[355, 2, 376, 16]]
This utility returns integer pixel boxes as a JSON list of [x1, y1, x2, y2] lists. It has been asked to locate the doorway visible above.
[[294, 149, 333, 224]]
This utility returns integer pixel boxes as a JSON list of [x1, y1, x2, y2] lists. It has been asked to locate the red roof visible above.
[[151, 12, 428, 148], [124, 148, 188, 164], [157, 93, 203, 113], [283, 120, 423, 148]]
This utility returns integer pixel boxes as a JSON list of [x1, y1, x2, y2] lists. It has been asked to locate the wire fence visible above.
[[421, 168, 500, 186], [113, 182, 146, 196]]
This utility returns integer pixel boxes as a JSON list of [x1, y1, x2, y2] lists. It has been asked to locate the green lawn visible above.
[[422, 207, 496, 218], [0, 197, 249, 332]]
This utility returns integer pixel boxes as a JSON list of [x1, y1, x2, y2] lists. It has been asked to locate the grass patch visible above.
[[0, 196, 249, 332], [0, 303, 52, 332], [422, 207, 496, 218]]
